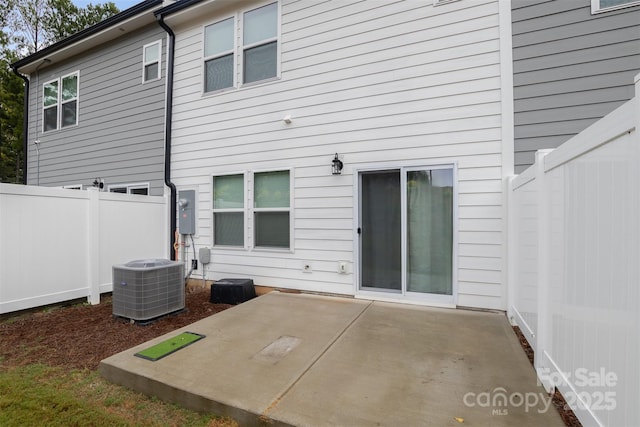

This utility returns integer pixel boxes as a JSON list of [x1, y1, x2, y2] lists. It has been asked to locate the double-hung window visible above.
[[143, 41, 161, 82], [242, 2, 278, 84], [212, 170, 290, 249], [213, 174, 245, 246], [43, 72, 79, 132], [253, 170, 290, 248], [203, 2, 278, 93], [204, 17, 235, 92]]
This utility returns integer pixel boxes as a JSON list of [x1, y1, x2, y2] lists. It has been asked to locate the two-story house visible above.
[[11, 0, 168, 195], [155, 0, 514, 310]]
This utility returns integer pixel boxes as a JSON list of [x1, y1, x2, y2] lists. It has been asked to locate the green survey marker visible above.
[[135, 332, 205, 361]]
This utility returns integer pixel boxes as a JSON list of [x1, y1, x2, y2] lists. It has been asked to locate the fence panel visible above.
[[510, 74, 640, 427], [0, 185, 168, 314]]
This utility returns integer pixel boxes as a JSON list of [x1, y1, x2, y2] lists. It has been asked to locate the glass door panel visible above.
[[360, 170, 401, 291], [406, 169, 453, 295]]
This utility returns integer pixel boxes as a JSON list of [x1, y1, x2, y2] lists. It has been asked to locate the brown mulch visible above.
[[0, 287, 231, 370], [513, 326, 582, 427]]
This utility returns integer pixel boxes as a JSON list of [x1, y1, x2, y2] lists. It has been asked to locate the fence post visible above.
[[87, 188, 100, 305], [534, 149, 553, 391]]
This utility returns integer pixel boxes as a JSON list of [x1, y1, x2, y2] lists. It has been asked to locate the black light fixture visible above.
[[331, 153, 343, 175]]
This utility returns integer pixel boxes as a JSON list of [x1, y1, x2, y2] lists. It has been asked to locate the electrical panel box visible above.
[[178, 190, 196, 235]]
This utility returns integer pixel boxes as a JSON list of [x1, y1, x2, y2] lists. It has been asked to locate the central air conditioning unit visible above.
[[112, 259, 184, 322]]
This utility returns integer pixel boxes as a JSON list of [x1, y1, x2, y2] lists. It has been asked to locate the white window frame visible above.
[[212, 172, 247, 249], [211, 168, 293, 251], [239, 1, 280, 87], [142, 40, 161, 83], [591, 0, 640, 13], [250, 168, 292, 251], [107, 183, 150, 195], [42, 71, 79, 132], [202, 15, 237, 94], [202, 1, 280, 95]]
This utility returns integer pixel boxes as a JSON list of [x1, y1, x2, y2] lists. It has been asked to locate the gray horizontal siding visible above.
[[512, 0, 640, 173], [26, 23, 167, 195]]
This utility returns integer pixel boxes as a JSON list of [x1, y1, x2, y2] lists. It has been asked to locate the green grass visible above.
[[136, 332, 205, 361], [0, 364, 236, 427]]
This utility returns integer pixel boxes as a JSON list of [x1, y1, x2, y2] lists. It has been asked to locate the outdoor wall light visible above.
[[331, 153, 343, 175]]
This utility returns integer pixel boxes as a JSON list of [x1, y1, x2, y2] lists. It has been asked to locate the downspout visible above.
[[157, 14, 177, 261], [10, 67, 29, 185]]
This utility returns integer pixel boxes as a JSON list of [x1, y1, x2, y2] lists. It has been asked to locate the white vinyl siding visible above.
[[172, 0, 505, 309]]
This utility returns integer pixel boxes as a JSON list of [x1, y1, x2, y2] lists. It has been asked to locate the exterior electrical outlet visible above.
[[178, 190, 196, 234]]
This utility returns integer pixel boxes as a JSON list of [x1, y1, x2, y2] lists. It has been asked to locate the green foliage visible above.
[[0, 364, 233, 427], [0, 44, 24, 183]]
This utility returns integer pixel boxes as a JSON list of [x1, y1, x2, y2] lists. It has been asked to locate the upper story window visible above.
[[43, 71, 79, 132], [592, 0, 640, 12], [143, 41, 161, 82], [203, 1, 279, 94]]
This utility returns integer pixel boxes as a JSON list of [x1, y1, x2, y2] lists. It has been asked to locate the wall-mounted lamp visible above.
[[331, 153, 343, 175]]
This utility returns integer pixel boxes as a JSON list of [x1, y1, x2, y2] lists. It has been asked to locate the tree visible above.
[[0, 0, 120, 183], [46, 0, 120, 43]]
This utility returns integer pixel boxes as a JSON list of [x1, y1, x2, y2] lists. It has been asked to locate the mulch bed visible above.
[[0, 287, 231, 370], [0, 289, 582, 427]]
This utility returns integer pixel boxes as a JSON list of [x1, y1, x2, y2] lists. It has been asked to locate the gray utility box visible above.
[[112, 259, 184, 321]]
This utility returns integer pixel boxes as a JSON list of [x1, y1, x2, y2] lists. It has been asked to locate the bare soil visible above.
[[0, 289, 581, 426]]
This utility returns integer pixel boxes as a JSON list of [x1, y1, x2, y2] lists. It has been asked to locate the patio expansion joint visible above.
[[260, 299, 374, 420]]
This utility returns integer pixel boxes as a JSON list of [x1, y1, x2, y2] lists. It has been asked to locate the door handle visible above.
[[357, 227, 361, 235]]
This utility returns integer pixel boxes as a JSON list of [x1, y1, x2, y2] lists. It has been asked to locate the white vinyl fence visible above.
[[509, 74, 640, 427], [0, 184, 169, 314]]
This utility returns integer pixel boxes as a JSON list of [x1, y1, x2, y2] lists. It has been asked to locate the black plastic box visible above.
[[210, 278, 256, 304]]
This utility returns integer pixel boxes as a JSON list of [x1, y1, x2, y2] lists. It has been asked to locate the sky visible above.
[[73, 0, 143, 12]]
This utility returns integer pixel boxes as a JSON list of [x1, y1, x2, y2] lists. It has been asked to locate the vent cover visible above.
[[112, 259, 185, 321]]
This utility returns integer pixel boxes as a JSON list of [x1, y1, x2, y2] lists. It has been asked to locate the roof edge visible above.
[[11, 0, 163, 70], [155, 0, 204, 18]]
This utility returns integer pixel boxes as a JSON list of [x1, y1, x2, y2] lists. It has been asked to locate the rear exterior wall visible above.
[[170, 0, 508, 309]]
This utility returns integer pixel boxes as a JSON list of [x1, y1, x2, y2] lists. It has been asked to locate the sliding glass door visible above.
[[359, 166, 454, 299]]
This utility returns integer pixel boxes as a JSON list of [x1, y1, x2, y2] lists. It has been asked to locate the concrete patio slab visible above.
[[100, 292, 564, 426]]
